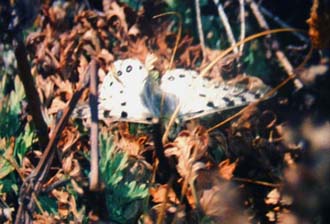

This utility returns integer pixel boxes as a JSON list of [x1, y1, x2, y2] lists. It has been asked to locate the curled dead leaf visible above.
[[149, 184, 179, 204], [164, 126, 209, 179], [218, 159, 237, 180]]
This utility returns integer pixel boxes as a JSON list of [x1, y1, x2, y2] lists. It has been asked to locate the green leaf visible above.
[[98, 132, 150, 223], [0, 154, 15, 179], [14, 124, 34, 165]]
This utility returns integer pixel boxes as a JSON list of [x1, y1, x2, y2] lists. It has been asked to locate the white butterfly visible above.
[[77, 58, 269, 124]]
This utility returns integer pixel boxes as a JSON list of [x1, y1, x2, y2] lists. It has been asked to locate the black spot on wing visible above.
[[121, 111, 128, 118], [139, 65, 142, 70], [206, 101, 216, 108], [168, 76, 175, 81], [199, 93, 206, 97], [117, 70, 122, 76], [222, 97, 235, 107], [121, 102, 126, 106], [239, 96, 247, 102], [146, 117, 153, 122], [104, 110, 111, 117], [109, 81, 113, 86], [179, 74, 186, 78], [126, 65, 132, 73], [254, 92, 261, 99], [120, 90, 123, 94]]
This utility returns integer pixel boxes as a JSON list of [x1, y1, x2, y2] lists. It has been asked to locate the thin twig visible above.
[[233, 177, 282, 188], [89, 59, 101, 191], [200, 28, 299, 77], [248, 0, 269, 29], [213, 0, 239, 54], [247, 0, 304, 90], [14, 40, 49, 149], [259, 5, 309, 43], [195, 0, 207, 58], [239, 0, 246, 54]]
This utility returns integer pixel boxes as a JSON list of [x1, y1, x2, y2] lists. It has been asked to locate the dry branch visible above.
[[14, 40, 49, 149], [15, 63, 91, 223], [89, 59, 101, 191]]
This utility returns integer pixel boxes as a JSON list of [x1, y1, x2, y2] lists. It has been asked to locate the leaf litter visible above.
[[0, 0, 330, 223]]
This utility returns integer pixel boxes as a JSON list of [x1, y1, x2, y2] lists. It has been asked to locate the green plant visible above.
[[99, 132, 150, 223]]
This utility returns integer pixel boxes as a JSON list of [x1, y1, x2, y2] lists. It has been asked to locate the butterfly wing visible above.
[[160, 69, 270, 120], [98, 59, 158, 123]]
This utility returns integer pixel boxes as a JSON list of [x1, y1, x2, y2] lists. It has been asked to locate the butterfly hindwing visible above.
[[160, 69, 269, 120]]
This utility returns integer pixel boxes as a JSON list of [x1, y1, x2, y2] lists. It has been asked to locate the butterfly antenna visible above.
[[206, 40, 313, 133], [200, 28, 303, 77], [153, 11, 182, 70]]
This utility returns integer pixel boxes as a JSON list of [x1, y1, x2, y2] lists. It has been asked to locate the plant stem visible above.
[[14, 39, 49, 149]]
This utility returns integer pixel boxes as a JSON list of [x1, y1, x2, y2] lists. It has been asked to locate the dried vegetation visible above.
[[0, 0, 330, 223]]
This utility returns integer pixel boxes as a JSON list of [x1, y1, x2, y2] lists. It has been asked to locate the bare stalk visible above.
[[89, 59, 101, 191], [239, 0, 246, 54], [14, 40, 49, 149], [213, 0, 239, 54], [195, 0, 207, 58]]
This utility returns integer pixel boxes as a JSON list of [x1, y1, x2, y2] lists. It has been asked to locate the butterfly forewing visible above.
[[99, 59, 157, 123]]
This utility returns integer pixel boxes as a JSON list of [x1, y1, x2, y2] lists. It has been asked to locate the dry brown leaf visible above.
[[33, 212, 58, 224], [164, 126, 208, 179], [307, 0, 330, 48], [62, 152, 74, 174], [51, 189, 70, 218], [265, 188, 280, 205], [68, 193, 84, 222], [57, 126, 80, 153], [218, 159, 237, 180], [232, 105, 258, 130], [149, 184, 179, 204]]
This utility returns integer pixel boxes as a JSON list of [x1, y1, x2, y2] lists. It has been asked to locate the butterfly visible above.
[[76, 58, 270, 124]]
